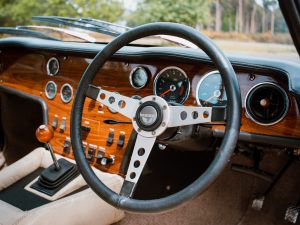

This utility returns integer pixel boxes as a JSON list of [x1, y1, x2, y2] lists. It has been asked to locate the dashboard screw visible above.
[[163, 105, 167, 110], [137, 128, 141, 132], [152, 97, 156, 101], [139, 101, 143, 105], [162, 122, 166, 127], [152, 131, 156, 135], [249, 74, 256, 81]]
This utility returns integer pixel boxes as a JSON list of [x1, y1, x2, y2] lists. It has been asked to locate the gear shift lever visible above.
[[36, 124, 60, 170], [31, 124, 79, 196]]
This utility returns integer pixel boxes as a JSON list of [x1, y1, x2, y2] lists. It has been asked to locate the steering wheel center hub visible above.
[[136, 100, 163, 131], [132, 95, 170, 137]]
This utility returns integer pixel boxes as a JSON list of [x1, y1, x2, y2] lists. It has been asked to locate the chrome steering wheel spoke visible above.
[[119, 134, 156, 197], [168, 105, 212, 127], [86, 85, 140, 119]]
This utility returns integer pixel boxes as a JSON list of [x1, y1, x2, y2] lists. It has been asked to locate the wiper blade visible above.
[[0, 27, 60, 41], [32, 16, 130, 37]]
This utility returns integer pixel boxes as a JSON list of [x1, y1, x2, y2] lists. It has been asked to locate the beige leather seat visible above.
[[0, 147, 125, 225]]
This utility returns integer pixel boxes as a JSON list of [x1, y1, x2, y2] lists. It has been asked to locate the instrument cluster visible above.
[[128, 66, 227, 107]]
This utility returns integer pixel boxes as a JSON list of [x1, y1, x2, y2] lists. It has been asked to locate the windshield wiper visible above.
[[32, 16, 130, 37], [0, 27, 60, 41]]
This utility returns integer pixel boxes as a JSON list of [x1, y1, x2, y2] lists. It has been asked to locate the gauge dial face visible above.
[[60, 83, 73, 103], [196, 71, 227, 107], [47, 57, 59, 76], [45, 81, 57, 100], [129, 67, 149, 89], [154, 67, 190, 104]]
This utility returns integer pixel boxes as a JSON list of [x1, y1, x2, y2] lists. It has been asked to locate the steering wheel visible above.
[[71, 22, 241, 213]]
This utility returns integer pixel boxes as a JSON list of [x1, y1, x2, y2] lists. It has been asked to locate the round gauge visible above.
[[45, 81, 57, 100], [196, 71, 227, 107], [60, 83, 73, 103], [47, 57, 59, 76], [154, 66, 190, 104], [129, 67, 149, 89]]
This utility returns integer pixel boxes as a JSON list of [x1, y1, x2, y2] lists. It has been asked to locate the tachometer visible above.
[[45, 81, 57, 100], [60, 83, 73, 103], [196, 71, 227, 107], [154, 66, 190, 104]]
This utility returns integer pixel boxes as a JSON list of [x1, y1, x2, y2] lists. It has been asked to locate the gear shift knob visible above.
[[36, 125, 54, 143], [36, 124, 60, 170]]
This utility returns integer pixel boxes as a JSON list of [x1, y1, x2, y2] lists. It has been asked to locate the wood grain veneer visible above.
[[0, 51, 299, 175]]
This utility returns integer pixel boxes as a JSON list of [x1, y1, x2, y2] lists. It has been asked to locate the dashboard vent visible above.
[[245, 82, 289, 125]]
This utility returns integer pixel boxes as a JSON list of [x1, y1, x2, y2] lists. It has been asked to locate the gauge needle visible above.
[[204, 90, 221, 103], [160, 88, 172, 97], [160, 85, 177, 97]]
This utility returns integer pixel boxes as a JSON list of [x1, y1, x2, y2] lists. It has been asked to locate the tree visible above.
[[126, 0, 212, 28], [215, 0, 222, 32], [0, 0, 124, 27]]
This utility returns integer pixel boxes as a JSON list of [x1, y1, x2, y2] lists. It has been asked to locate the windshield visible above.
[[0, 0, 298, 63]]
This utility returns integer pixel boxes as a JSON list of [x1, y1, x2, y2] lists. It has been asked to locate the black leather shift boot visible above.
[[31, 158, 79, 196]]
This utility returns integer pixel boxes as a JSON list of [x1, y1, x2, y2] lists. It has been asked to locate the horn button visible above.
[[136, 101, 163, 131]]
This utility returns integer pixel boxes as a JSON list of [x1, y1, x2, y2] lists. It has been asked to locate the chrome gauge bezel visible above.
[[129, 66, 149, 89], [196, 70, 226, 106], [245, 82, 289, 126], [153, 66, 190, 104], [45, 80, 57, 100], [60, 83, 73, 103], [46, 57, 60, 76]]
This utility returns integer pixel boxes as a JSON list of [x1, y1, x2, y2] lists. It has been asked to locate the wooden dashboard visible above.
[[0, 51, 299, 175]]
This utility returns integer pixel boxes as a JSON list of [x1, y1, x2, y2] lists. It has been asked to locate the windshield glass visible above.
[[0, 0, 298, 63]]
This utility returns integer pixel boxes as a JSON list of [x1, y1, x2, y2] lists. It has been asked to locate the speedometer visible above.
[[196, 71, 227, 107], [154, 66, 190, 104]]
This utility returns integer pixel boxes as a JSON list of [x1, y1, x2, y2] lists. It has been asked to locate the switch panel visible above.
[[117, 131, 125, 148], [106, 128, 114, 146]]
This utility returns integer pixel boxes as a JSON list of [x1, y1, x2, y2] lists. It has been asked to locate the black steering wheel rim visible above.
[[71, 22, 242, 213]]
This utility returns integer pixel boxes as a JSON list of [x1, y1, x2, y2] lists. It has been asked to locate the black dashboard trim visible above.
[[213, 129, 300, 148]]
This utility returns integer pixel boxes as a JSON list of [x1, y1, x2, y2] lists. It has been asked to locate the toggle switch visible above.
[[106, 128, 114, 146], [52, 114, 58, 129], [63, 137, 71, 154], [96, 147, 106, 164], [117, 131, 125, 148], [86, 144, 97, 161], [59, 117, 66, 133]]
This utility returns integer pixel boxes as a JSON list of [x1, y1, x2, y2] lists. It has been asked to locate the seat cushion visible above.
[[0, 200, 24, 225], [0, 148, 125, 225]]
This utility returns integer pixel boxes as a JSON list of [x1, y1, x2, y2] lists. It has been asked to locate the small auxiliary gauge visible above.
[[60, 83, 73, 103], [45, 81, 57, 100], [47, 57, 59, 76], [129, 67, 149, 89]]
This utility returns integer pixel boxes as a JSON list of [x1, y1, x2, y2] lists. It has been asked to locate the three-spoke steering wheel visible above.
[[71, 22, 241, 213]]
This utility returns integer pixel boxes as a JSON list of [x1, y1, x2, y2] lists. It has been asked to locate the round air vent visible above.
[[245, 82, 289, 125]]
